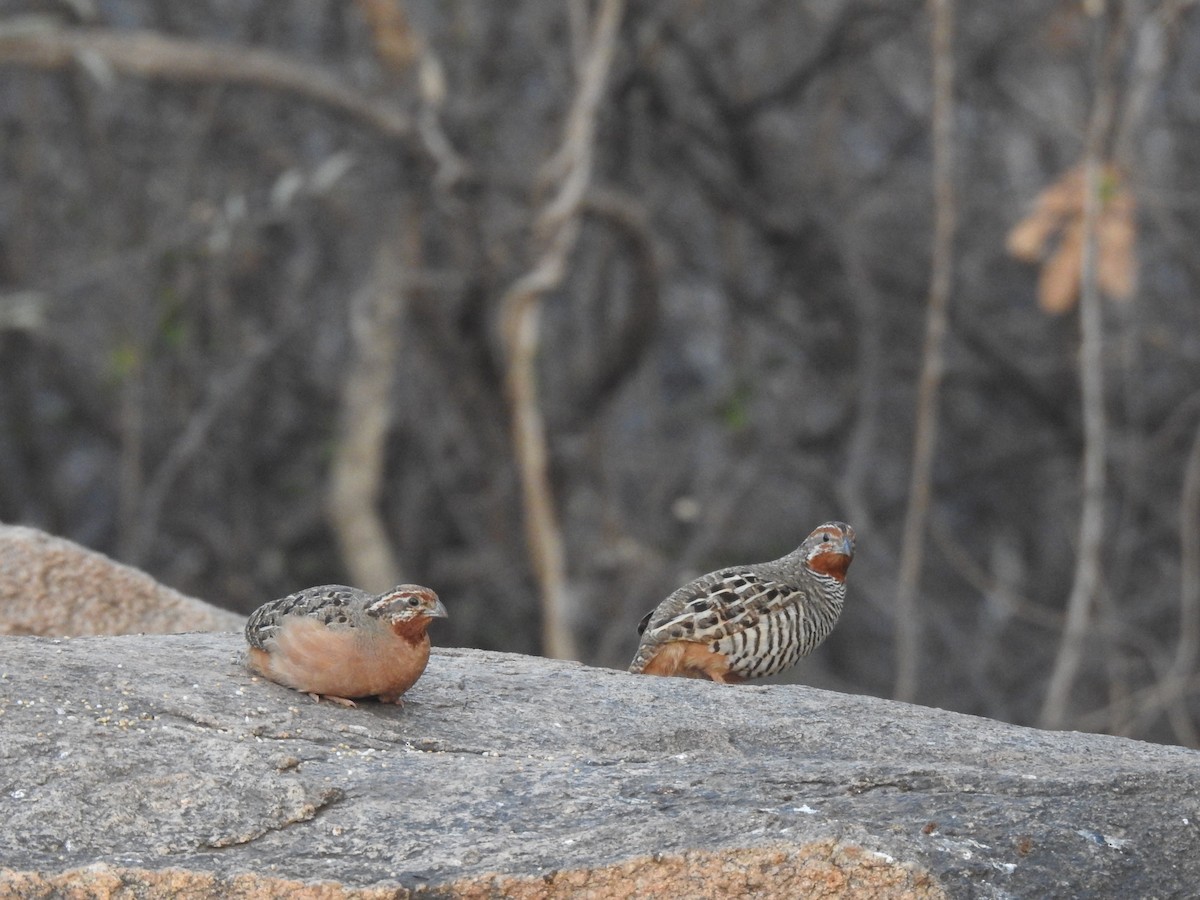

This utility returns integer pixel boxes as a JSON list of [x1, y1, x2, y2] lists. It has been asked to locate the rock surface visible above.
[[0, 525, 244, 636], [1, 633, 1199, 898]]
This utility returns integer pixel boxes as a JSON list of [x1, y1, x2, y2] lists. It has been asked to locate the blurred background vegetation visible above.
[[1, 0, 1198, 746]]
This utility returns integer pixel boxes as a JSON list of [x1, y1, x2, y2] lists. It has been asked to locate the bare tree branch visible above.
[[1142, 416, 1200, 745], [931, 521, 1064, 631], [1109, 0, 1194, 744], [1073, 669, 1200, 736], [352, 0, 468, 185], [125, 333, 283, 568], [327, 213, 415, 593], [499, 0, 625, 660], [115, 336, 146, 564], [1039, 4, 1123, 730], [0, 25, 415, 141], [1175, 420, 1200, 686], [565, 188, 662, 424], [893, 0, 957, 702]]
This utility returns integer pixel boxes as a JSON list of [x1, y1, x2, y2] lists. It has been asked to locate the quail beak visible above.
[[427, 598, 449, 619]]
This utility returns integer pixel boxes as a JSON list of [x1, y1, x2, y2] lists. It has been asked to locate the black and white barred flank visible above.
[[629, 522, 855, 680]]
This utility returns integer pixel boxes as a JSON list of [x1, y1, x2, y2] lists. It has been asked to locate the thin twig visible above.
[[327, 212, 414, 592], [930, 521, 1064, 631], [1039, 4, 1123, 730], [0, 26, 415, 141], [125, 333, 283, 567], [1143, 416, 1200, 745], [893, 0, 957, 702], [499, 0, 626, 660], [1175, 419, 1200, 681]]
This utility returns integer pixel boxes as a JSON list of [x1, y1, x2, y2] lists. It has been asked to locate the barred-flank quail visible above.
[[629, 522, 855, 683]]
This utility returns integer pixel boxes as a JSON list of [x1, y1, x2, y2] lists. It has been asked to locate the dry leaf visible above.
[[1009, 162, 1138, 314], [1007, 208, 1061, 261], [1006, 166, 1084, 261], [1039, 220, 1083, 315], [356, 0, 420, 71], [1039, 165, 1086, 216]]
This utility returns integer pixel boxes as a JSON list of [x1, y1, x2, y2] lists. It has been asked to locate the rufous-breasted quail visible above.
[[245, 583, 447, 706]]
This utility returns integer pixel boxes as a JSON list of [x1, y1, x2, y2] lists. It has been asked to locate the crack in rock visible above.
[[202, 787, 344, 849]]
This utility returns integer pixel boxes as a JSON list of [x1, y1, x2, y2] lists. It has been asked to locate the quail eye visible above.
[[407, 596, 420, 607], [822, 533, 831, 542]]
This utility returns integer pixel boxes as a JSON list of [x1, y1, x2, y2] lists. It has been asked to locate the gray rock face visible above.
[[1, 632, 1198, 898]]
